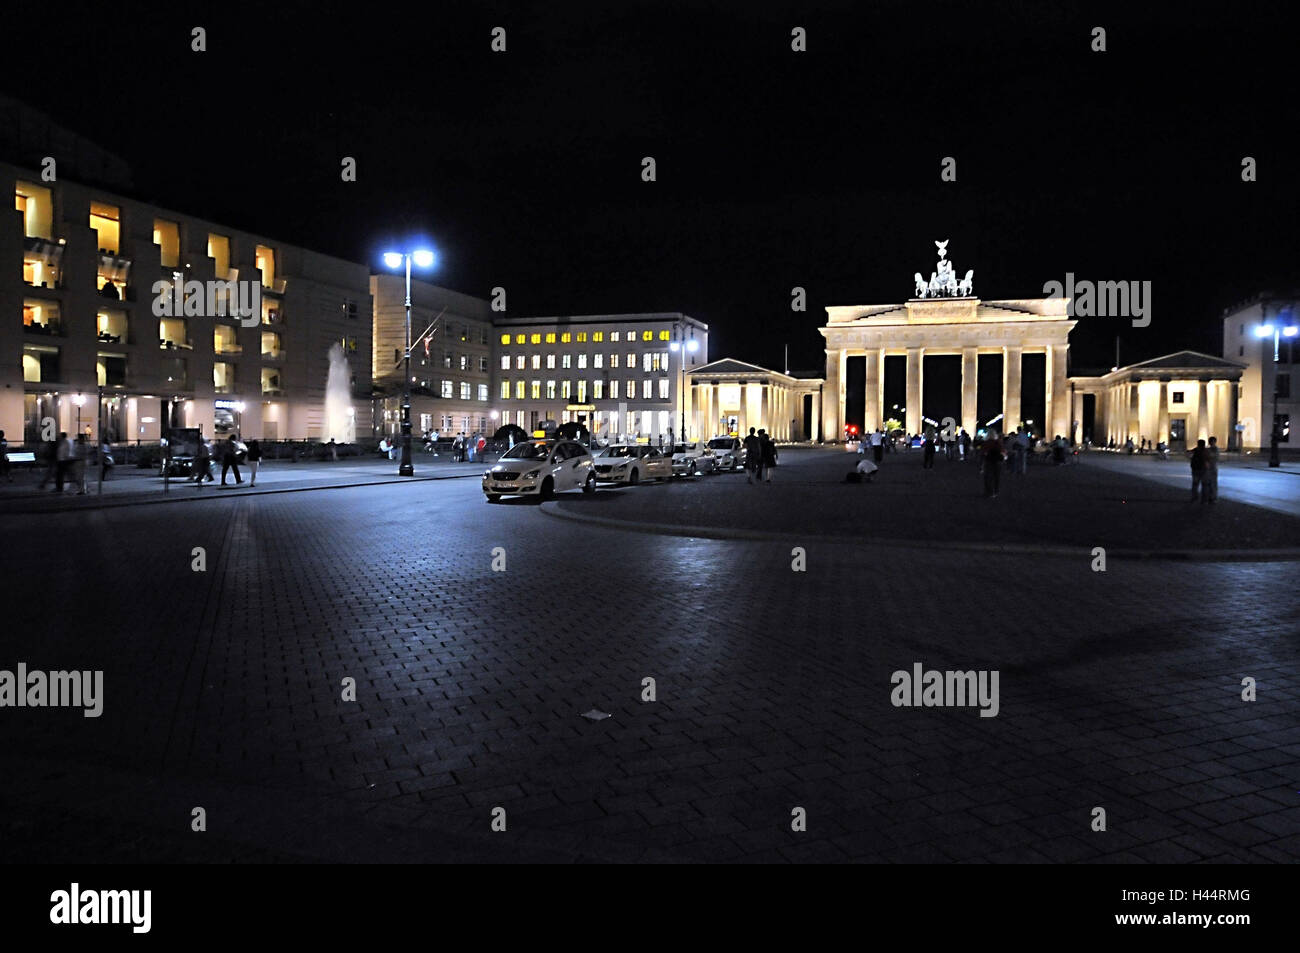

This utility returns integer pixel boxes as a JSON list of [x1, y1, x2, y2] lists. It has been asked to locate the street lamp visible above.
[[669, 330, 699, 444], [382, 248, 436, 475], [72, 393, 86, 434], [1255, 319, 1298, 467]]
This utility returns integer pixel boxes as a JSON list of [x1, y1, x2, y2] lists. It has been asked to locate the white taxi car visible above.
[[670, 441, 718, 477], [483, 439, 595, 502], [592, 444, 672, 484]]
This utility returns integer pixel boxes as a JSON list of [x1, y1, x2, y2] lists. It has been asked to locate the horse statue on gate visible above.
[[914, 272, 928, 298], [957, 269, 974, 297]]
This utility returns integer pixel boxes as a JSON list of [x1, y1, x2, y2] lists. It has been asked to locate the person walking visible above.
[[922, 427, 936, 469], [1205, 436, 1220, 504], [38, 435, 57, 489], [871, 428, 885, 464], [742, 427, 762, 484], [327, 438, 338, 461], [99, 435, 114, 482], [760, 430, 777, 483], [221, 435, 244, 485], [1188, 439, 1209, 503], [54, 431, 73, 493], [983, 430, 1005, 498], [246, 439, 263, 487], [193, 439, 213, 488], [0, 430, 10, 483], [960, 428, 971, 462]]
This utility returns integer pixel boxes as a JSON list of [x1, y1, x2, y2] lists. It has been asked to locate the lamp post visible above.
[[669, 329, 699, 444], [382, 248, 436, 476], [72, 393, 85, 435], [1255, 318, 1298, 467]]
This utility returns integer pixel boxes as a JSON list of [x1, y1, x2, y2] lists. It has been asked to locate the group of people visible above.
[[32, 430, 113, 494], [1187, 436, 1221, 503], [190, 435, 262, 488], [741, 427, 779, 483]]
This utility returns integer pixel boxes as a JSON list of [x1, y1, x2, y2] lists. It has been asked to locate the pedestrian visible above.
[[1012, 431, 1028, 475], [742, 427, 761, 484], [0, 430, 10, 483], [476, 433, 486, 461], [852, 456, 879, 483], [54, 431, 73, 493], [246, 439, 263, 486], [922, 427, 936, 469], [983, 429, 1005, 498], [221, 435, 244, 485], [75, 432, 90, 492], [453, 432, 465, 462], [1188, 438, 1208, 503], [193, 439, 212, 488], [99, 435, 114, 482], [871, 428, 884, 464], [327, 438, 338, 461], [961, 428, 971, 462], [1204, 436, 1220, 504], [760, 429, 777, 483]]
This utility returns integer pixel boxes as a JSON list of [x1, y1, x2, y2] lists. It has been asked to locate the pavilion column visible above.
[[864, 347, 882, 431], [961, 346, 978, 435], [905, 348, 922, 436], [760, 383, 769, 435], [811, 387, 821, 442], [1228, 379, 1239, 450], [1157, 381, 1170, 445], [1047, 344, 1069, 439], [1196, 380, 1209, 443], [824, 348, 843, 441], [1003, 346, 1022, 433]]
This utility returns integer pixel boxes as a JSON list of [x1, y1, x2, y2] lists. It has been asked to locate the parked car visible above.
[[482, 439, 595, 502], [705, 436, 745, 471], [670, 441, 717, 477], [592, 444, 672, 484]]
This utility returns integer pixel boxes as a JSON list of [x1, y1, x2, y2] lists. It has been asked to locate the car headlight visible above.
[[483, 470, 492, 478], [524, 468, 541, 479]]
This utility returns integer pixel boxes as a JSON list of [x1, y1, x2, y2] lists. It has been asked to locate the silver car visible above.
[[482, 439, 595, 502], [705, 436, 745, 471], [670, 441, 718, 477]]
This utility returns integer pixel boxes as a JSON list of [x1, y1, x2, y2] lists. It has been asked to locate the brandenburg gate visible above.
[[820, 242, 1076, 440]]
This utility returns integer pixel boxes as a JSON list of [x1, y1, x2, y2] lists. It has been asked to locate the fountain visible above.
[[324, 342, 355, 444]]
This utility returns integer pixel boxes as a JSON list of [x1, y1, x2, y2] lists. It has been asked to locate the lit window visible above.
[[577, 332, 587, 342], [578, 354, 587, 369], [460, 382, 471, 400], [254, 244, 276, 288], [562, 354, 572, 369], [530, 333, 541, 344], [643, 379, 652, 398], [515, 334, 525, 344], [153, 219, 180, 268], [546, 354, 555, 369], [658, 378, 669, 399], [628, 379, 636, 398], [89, 202, 121, 255], [627, 353, 635, 367], [561, 332, 571, 343], [546, 332, 556, 343], [642, 330, 652, 342], [643, 353, 653, 373], [531, 380, 540, 399], [593, 380, 604, 399], [546, 380, 557, 399], [561, 380, 571, 399], [593, 331, 603, 342], [578, 380, 587, 403], [442, 380, 454, 398], [611, 354, 620, 369], [478, 384, 488, 401], [501, 380, 510, 399], [531, 354, 541, 369], [610, 381, 620, 399], [516, 355, 525, 369], [501, 355, 510, 370], [594, 354, 604, 368], [611, 331, 620, 342], [459, 354, 469, 371], [659, 330, 671, 341], [515, 380, 525, 399], [500, 333, 511, 345]]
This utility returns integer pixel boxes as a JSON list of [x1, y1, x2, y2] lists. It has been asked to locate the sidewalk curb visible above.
[[539, 502, 1300, 562], [0, 471, 481, 513]]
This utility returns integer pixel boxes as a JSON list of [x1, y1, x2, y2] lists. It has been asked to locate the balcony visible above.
[[215, 343, 244, 356], [159, 339, 193, 351], [214, 383, 237, 395]]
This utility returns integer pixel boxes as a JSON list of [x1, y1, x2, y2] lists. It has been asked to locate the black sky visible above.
[[10, 0, 1299, 374]]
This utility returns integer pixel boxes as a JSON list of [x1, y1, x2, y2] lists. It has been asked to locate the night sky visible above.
[[9, 0, 1298, 376]]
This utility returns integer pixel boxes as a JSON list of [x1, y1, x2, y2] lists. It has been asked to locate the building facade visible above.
[[4, 161, 372, 446], [1222, 296, 1297, 451], [687, 359, 822, 441], [491, 313, 707, 443], [1070, 352, 1244, 449], [370, 275, 493, 439]]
